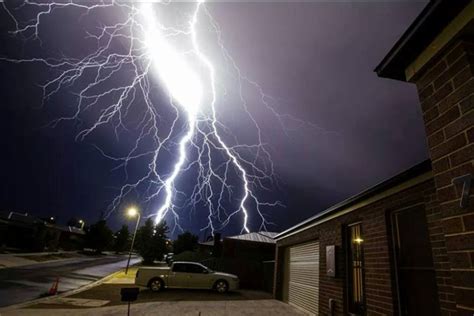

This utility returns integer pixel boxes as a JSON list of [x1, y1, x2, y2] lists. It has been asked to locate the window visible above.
[[186, 264, 207, 274], [172, 263, 187, 273], [347, 223, 365, 315]]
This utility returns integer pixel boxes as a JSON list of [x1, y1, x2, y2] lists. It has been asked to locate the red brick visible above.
[[439, 79, 474, 114], [453, 65, 473, 89], [417, 59, 448, 91], [449, 143, 474, 167], [438, 185, 459, 203], [435, 54, 471, 90], [452, 270, 474, 288], [423, 81, 453, 111], [426, 107, 460, 136], [435, 82, 454, 102], [419, 84, 435, 102], [453, 287, 474, 308], [442, 217, 464, 234], [459, 94, 474, 114], [465, 41, 474, 56], [464, 214, 474, 231], [431, 133, 466, 160], [435, 162, 474, 187], [444, 110, 474, 139], [428, 130, 445, 148], [449, 252, 471, 268], [424, 105, 440, 123], [446, 232, 474, 251], [442, 197, 474, 217], [433, 157, 451, 174], [468, 127, 474, 143]]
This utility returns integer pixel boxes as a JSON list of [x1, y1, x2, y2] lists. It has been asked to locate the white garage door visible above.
[[287, 241, 319, 315]]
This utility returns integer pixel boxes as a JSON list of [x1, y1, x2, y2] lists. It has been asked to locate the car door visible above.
[[168, 263, 190, 288], [186, 263, 212, 289]]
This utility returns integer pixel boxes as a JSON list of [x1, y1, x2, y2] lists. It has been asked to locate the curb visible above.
[[0, 267, 131, 312]]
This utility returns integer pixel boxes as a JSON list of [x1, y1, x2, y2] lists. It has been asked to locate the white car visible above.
[[135, 261, 239, 293]]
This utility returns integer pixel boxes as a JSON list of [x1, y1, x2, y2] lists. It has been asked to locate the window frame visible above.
[[345, 222, 366, 315]]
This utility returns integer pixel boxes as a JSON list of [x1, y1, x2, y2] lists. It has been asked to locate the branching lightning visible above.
[[2, 0, 331, 234]]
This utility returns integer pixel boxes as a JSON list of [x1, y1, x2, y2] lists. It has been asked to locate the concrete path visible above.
[[0, 255, 140, 307], [4, 300, 307, 315]]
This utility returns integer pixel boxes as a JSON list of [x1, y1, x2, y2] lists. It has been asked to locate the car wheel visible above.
[[149, 278, 164, 292], [214, 280, 229, 293]]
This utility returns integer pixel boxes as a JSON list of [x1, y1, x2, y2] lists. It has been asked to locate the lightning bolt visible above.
[[2, 0, 333, 235]]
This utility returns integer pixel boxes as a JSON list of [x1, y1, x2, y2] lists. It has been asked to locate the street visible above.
[[0, 255, 140, 307]]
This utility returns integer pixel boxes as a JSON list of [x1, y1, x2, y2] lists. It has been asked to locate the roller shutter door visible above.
[[288, 241, 319, 315]]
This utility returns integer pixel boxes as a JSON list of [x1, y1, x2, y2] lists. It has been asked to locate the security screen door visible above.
[[391, 205, 440, 316]]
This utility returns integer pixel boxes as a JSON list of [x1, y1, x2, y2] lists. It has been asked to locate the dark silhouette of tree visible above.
[[113, 225, 130, 254], [135, 219, 169, 264], [85, 219, 113, 254], [173, 231, 198, 254], [67, 217, 79, 227]]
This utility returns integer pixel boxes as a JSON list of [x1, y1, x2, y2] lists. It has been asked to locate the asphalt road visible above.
[[0, 255, 140, 307]]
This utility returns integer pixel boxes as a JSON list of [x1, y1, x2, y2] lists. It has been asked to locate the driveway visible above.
[[72, 285, 274, 305], [4, 300, 307, 315]]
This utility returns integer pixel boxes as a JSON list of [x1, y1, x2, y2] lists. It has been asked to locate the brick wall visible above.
[[275, 178, 451, 315], [413, 39, 474, 314]]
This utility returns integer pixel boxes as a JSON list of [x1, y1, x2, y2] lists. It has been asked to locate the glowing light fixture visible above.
[[127, 207, 139, 218]]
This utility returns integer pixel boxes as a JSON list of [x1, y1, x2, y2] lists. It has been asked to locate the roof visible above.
[[56, 225, 86, 235], [375, 0, 471, 80], [0, 212, 38, 224], [226, 231, 277, 244], [198, 240, 215, 247], [275, 159, 432, 240]]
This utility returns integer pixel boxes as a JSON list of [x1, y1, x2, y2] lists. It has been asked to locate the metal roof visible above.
[[226, 231, 277, 244], [198, 240, 215, 247], [375, 0, 470, 80]]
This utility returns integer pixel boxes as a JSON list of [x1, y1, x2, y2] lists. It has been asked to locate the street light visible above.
[[78, 219, 85, 230], [125, 207, 141, 274]]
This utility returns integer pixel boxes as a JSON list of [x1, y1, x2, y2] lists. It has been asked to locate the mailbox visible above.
[[121, 287, 140, 302]]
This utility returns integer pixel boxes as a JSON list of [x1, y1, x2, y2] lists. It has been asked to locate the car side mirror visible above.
[[203, 269, 209, 274]]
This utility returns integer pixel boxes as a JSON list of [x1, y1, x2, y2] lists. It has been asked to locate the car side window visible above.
[[186, 264, 207, 274], [172, 263, 186, 273]]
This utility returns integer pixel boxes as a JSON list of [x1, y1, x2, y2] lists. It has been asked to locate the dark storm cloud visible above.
[[0, 1, 429, 233], [207, 1, 428, 225]]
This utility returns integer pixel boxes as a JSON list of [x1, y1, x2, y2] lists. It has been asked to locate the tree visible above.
[[173, 231, 198, 255], [135, 219, 169, 264], [113, 225, 130, 254], [86, 219, 113, 254], [67, 217, 79, 227]]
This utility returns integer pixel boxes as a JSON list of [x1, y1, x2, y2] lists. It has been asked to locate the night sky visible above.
[[0, 1, 429, 239]]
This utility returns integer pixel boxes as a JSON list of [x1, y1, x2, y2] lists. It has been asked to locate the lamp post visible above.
[[78, 219, 85, 230], [125, 207, 140, 274]]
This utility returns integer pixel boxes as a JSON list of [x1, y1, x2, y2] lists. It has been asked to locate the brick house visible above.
[[273, 1, 473, 315]]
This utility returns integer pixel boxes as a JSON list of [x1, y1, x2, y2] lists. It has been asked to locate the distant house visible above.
[[199, 231, 277, 291], [223, 231, 276, 260], [0, 211, 84, 252]]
